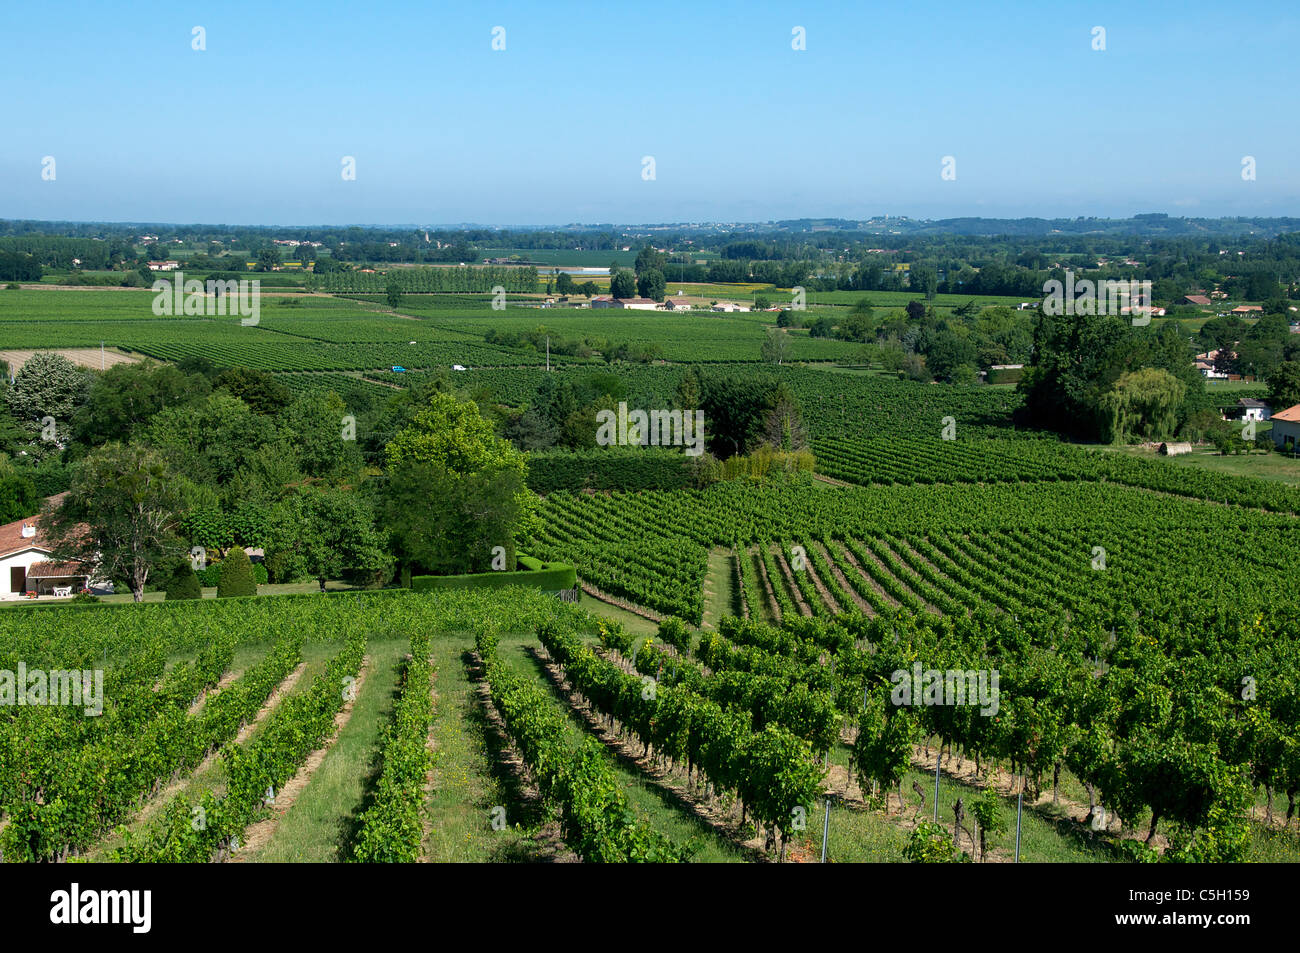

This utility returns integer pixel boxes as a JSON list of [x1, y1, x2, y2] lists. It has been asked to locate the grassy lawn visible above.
[[701, 549, 737, 630], [248, 637, 408, 862], [816, 743, 1109, 863], [422, 634, 551, 862], [1106, 441, 1300, 486], [578, 594, 659, 637]]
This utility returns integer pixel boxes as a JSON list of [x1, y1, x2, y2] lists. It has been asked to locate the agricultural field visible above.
[[2, 281, 1299, 868]]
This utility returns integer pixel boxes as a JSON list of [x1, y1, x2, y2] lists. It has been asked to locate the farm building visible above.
[[1234, 398, 1271, 422], [1270, 404, 1300, 450], [612, 298, 660, 310], [1181, 294, 1213, 306], [590, 296, 615, 309], [661, 297, 691, 310], [0, 507, 99, 600]]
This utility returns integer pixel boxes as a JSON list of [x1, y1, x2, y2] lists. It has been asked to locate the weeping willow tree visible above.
[[1099, 367, 1187, 443]]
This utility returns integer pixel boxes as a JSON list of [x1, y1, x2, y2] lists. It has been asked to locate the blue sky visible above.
[[2, 0, 1297, 225]]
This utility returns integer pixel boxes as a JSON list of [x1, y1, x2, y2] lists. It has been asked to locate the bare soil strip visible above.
[[835, 540, 899, 608], [803, 559, 842, 615], [813, 540, 873, 614], [750, 545, 783, 623], [772, 546, 812, 617], [129, 662, 308, 829], [228, 658, 372, 862]]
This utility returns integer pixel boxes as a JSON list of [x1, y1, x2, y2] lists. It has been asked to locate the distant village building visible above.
[[147, 261, 181, 271], [1231, 305, 1263, 315], [1194, 350, 1231, 380], [590, 296, 615, 309], [1180, 294, 1213, 307], [661, 297, 692, 310]]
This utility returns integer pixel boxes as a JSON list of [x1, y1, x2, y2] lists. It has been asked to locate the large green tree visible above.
[[73, 361, 210, 446], [5, 352, 92, 430], [44, 443, 183, 602], [382, 391, 535, 576], [266, 486, 390, 591]]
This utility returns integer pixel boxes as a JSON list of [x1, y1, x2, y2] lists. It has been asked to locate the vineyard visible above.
[[4, 284, 1300, 866]]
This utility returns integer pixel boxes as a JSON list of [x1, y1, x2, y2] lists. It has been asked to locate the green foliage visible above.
[[216, 546, 257, 597], [5, 352, 91, 426], [410, 562, 575, 592], [164, 562, 202, 601], [351, 633, 434, 862], [904, 821, 967, 862], [45, 442, 184, 602]]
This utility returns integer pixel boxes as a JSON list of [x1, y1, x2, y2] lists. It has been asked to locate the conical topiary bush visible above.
[[164, 560, 203, 601], [217, 546, 257, 597]]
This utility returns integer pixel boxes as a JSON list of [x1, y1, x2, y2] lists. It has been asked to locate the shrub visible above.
[[164, 562, 202, 601], [217, 546, 257, 597]]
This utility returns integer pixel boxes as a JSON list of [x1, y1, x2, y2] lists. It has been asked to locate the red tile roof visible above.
[[25, 561, 88, 579], [0, 515, 54, 559], [1271, 404, 1300, 422]]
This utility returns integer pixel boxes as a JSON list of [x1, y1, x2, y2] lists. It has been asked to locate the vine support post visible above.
[[820, 797, 831, 863], [1014, 775, 1024, 863], [933, 747, 941, 823]]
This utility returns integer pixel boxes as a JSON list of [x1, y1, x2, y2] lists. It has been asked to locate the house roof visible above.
[[1183, 295, 1212, 305], [0, 495, 76, 560], [1271, 404, 1300, 422], [1238, 398, 1270, 408], [615, 297, 657, 304], [0, 515, 53, 559], [25, 561, 88, 579], [1232, 305, 1263, 312]]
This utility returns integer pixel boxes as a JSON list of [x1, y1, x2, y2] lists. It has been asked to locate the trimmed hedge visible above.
[[411, 562, 576, 593], [198, 560, 268, 588], [526, 447, 694, 493]]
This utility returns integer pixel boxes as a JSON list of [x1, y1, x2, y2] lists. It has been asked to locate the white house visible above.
[[1271, 405, 1300, 450], [1235, 398, 1271, 422], [0, 513, 87, 599], [613, 298, 660, 310]]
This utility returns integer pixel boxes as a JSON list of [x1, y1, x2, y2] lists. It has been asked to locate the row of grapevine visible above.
[[473, 626, 688, 862], [537, 620, 824, 855], [113, 632, 366, 862], [351, 633, 436, 862]]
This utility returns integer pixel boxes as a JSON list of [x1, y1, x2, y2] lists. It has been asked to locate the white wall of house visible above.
[[1271, 419, 1300, 449], [0, 547, 54, 600]]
